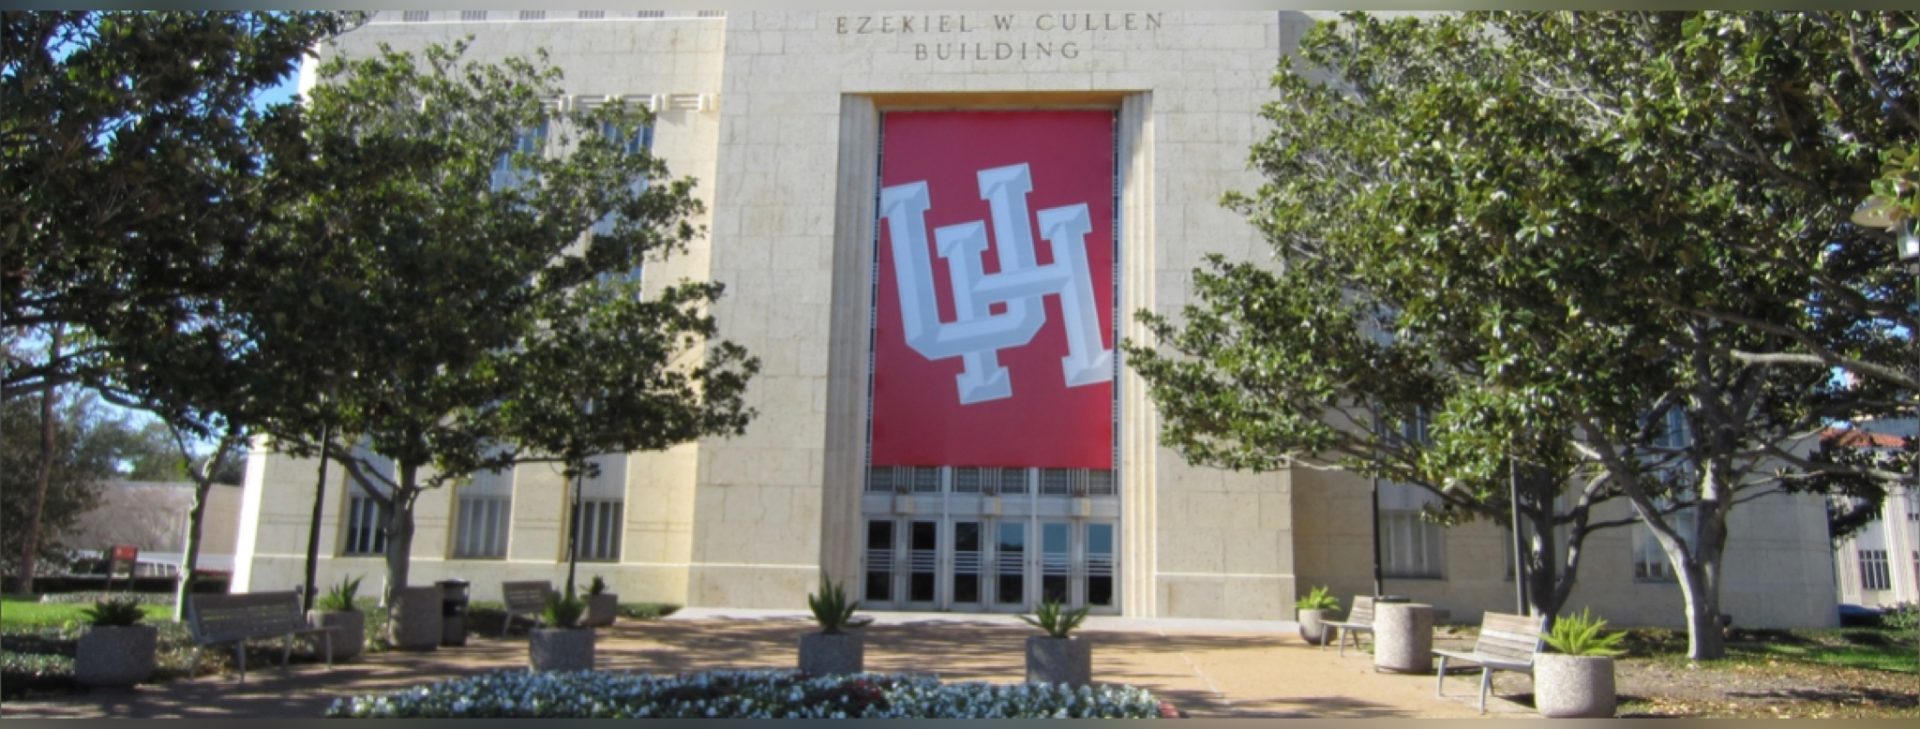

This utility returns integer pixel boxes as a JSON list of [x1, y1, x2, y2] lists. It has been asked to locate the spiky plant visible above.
[[1544, 608, 1627, 657], [542, 590, 586, 630], [807, 572, 859, 635], [588, 575, 608, 596], [317, 574, 364, 612], [1294, 586, 1339, 612], [1021, 599, 1090, 639], [81, 597, 146, 627]]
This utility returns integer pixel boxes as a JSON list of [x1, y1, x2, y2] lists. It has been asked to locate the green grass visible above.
[[1622, 626, 1919, 674], [1, 597, 173, 630], [618, 602, 680, 620]]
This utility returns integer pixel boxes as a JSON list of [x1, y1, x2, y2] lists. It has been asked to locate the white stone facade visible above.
[[232, 10, 1841, 627]]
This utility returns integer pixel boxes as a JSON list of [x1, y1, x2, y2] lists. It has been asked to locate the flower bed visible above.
[[325, 669, 1177, 719]]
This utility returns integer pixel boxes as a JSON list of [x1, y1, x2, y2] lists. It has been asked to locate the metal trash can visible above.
[[437, 579, 470, 646]]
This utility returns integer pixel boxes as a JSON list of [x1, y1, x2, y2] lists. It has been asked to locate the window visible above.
[[1377, 481, 1444, 578], [1859, 549, 1892, 591], [1040, 468, 1075, 496], [697, 10, 726, 18], [519, 11, 546, 21], [999, 467, 1028, 494], [587, 121, 656, 241], [864, 520, 894, 602], [453, 465, 512, 559], [342, 447, 394, 556], [578, 10, 605, 20], [490, 121, 548, 191], [1633, 505, 1696, 581], [402, 11, 429, 22], [637, 10, 667, 19], [1086, 523, 1115, 607], [460, 11, 486, 21], [568, 454, 626, 562]]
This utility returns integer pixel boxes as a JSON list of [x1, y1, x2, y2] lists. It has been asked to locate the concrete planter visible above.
[[529, 627, 595, 672], [1025, 636, 1092, 687], [309, 609, 366, 661], [583, 594, 619, 628], [1296, 608, 1329, 645], [1533, 654, 1616, 718], [76, 625, 156, 688], [798, 632, 865, 676], [388, 585, 443, 651]]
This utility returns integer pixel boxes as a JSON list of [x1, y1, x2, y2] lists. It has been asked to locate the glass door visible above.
[[992, 521, 1027, 611], [1039, 521, 1072, 604], [951, 520, 984, 610]]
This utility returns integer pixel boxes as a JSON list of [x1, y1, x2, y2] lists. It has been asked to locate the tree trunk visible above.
[[1666, 460, 1733, 661], [302, 424, 332, 613], [18, 327, 61, 595], [172, 477, 212, 621], [381, 469, 418, 610], [1523, 506, 1564, 621]]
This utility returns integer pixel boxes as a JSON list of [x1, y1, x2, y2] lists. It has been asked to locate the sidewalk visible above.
[[1, 612, 1536, 719]]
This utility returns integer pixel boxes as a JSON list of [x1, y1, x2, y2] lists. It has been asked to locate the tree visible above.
[[0, 381, 148, 584], [251, 40, 752, 609], [1128, 11, 1915, 660], [495, 276, 757, 598], [1, 11, 357, 399]]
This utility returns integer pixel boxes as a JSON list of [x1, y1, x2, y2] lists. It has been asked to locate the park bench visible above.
[[185, 591, 333, 683], [500, 580, 554, 637], [1433, 611, 1546, 713], [1323, 595, 1375, 656]]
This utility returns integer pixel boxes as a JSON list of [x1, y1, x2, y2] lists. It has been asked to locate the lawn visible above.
[[1, 596, 173, 630], [1621, 626, 1919, 674]]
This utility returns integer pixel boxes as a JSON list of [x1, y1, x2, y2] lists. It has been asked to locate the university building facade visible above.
[[233, 10, 1841, 628]]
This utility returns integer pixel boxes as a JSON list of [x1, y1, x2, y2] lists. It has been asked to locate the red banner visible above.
[[870, 110, 1115, 469]]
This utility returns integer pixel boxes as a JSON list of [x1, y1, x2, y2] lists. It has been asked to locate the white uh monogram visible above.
[[879, 163, 1113, 405]]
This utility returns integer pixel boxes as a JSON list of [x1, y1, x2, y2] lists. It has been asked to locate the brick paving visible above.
[[1, 610, 1534, 719]]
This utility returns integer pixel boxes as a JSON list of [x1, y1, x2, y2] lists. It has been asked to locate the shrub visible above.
[[806, 572, 858, 635], [324, 669, 1171, 718], [317, 575, 364, 612], [1021, 599, 1089, 640], [542, 591, 586, 630], [587, 576, 608, 596], [0, 651, 77, 699], [1295, 586, 1339, 612], [618, 603, 680, 620], [1545, 608, 1626, 657], [1880, 602, 1918, 633], [35, 592, 174, 606], [80, 597, 146, 627]]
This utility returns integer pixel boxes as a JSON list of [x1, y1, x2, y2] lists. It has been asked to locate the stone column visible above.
[[1373, 602, 1434, 673], [1884, 486, 1917, 605]]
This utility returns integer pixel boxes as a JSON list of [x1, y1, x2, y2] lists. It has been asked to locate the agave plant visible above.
[[807, 572, 859, 634], [1294, 586, 1339, 612], [1021, 599, 1089, 639], [542, 590, 587, 629], [318, 574, 364, 612], [81, 597, 146, 627], [1544, 608, 1627, 657], [588, 575, 608, 596]]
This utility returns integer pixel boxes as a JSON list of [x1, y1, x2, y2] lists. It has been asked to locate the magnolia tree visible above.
[[2, 11, 357, 594], [250, 41, 756, 607], [1129, 11, 1916, 659]]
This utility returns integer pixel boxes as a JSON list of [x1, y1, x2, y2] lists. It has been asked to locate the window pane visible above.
[[996, 522, 1025, 605], [865, 520, 894, 602]]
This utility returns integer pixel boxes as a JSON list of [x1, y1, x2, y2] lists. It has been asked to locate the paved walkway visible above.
[[1, 611, 1537, 719]]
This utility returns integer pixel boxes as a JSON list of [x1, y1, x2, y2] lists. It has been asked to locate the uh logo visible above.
[[879, 163, 1113, 406]]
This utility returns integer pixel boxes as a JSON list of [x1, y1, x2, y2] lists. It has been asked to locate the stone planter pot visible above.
[[1297, 608, 1329, 645], [309, 609, 366, 661], [583, 594, 619, 628], [1533, 654, 1616, 718], [798, 631, 865, 676], [388, 585, 443, 651], [76, 625, 156, 688], [529, 627, 595, 672], [1025, 635, 1092, 687]]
